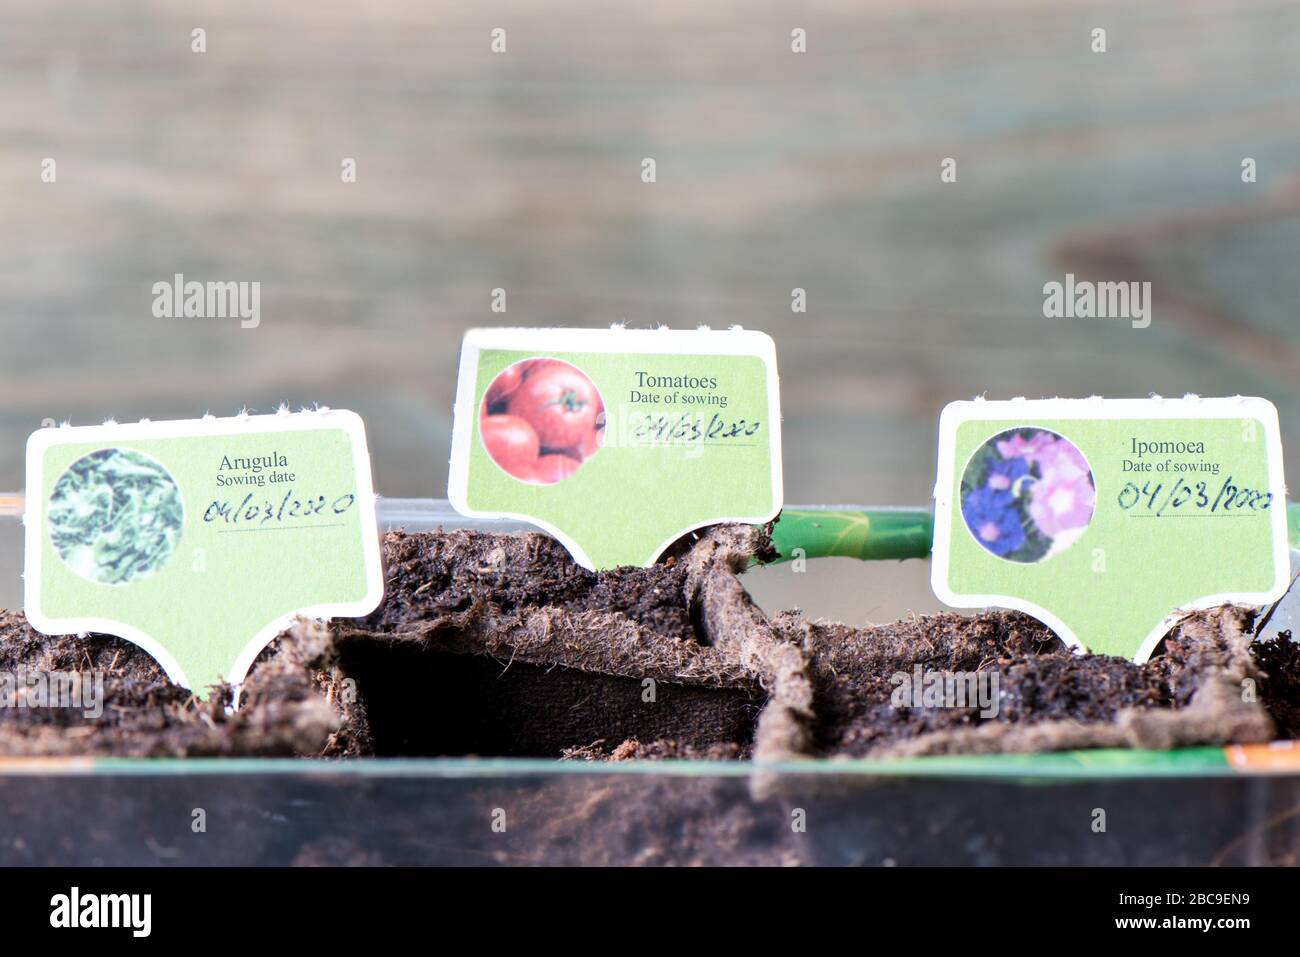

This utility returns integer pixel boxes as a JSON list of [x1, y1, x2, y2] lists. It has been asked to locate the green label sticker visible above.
[[932, 398, 1290, 661], [448, 327, 782, 569], [24, 411, 384, 696]]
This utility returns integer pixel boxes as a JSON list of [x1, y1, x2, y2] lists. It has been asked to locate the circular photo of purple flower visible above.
[[960, 428, 1095, 563]]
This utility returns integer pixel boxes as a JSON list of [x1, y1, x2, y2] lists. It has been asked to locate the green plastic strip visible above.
[[768, 507, 933, 563], [766, 502, 1300, 563]]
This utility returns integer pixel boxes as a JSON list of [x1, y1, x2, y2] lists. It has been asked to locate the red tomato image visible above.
[[506, 361, 601, 450], [529, 453, 580, 484], [479, 414, 540, 479], [485, 364, 526, 407], [479, 357, 604, 484], [573, 424, 604, 459]]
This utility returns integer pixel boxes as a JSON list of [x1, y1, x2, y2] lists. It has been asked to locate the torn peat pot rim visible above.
[[1, 524, 1291, 768], [2, 494, 1298, 740], [0, 489, 1298, 793]]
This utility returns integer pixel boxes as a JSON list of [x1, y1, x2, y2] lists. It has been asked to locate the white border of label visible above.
[[932, 396, 1290, 663], [448, 327, 784, 570], [24, 409, 384, 691]]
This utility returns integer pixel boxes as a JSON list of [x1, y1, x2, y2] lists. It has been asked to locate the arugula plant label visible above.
[[932, 397, 1289, 661], [25, 411, 383, 697], [449, 327, 783, 569]]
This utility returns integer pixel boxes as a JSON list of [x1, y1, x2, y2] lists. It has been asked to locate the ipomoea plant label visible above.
[[932, 396, 1289, 661]]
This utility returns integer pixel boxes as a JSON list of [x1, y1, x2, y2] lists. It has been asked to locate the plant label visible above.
[[24, 411, 384, 697], [449, 327, 783, 569], [932, 397, 1289, 661]]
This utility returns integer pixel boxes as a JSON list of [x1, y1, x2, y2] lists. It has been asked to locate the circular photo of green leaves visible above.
[[47, 448, 184, 585]]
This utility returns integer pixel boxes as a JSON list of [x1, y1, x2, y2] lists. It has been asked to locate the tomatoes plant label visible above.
[[449, 327, 783, 569], [24, 411, 384, 697], [932, 397, 1289, 661]]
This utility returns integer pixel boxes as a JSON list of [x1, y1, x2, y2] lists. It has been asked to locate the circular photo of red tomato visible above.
[[479, 358, 605, 484]]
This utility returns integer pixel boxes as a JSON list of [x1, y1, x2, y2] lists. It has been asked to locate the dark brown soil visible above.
[[780, 607, 1266, 757], [367, 529, 697, 641], [0, 526, 1290, 760], [0, 613, 362, 757], [1254, 633, 1300, 739], [333, 528, 1277, 760], [781, 610, 1164, 756]]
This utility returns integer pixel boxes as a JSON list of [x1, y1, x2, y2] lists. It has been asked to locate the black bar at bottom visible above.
[[0, 866, 1283, 941]]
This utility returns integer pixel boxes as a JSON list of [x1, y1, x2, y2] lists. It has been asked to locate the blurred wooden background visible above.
[[2, 0, 1299, 621]]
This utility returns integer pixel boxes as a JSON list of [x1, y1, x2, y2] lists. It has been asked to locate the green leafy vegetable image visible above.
[[47, 448, 184, 585]]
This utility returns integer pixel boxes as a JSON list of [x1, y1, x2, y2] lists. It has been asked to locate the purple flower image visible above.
[[985, 454, 1029, 492], [961, 487, 1024, 556], [1029, 438, 1096, 538], [960, 428, 1095, 563], [995, 431, 1054, 463]]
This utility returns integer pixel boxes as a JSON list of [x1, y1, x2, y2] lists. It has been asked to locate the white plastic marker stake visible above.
[[932, 396, 1290, 662], [449, 326, 783, 570], [23, 410, 384, 698]]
